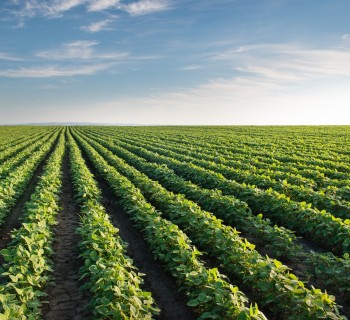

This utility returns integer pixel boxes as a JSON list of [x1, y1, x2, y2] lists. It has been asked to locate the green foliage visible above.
[[113, 137, 350, 256], [75, 130, 345, 319], [0, 129, 65, 319], [72, 130, 267, 320], [68, 133, 159, 319], [0, 129, 61, 226]]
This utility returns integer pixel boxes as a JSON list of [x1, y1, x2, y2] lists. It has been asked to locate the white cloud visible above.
[[0, 52, 23, 61], [212, 43, 350, 82], [181, 65, 203, 71], [124, 0, 170, 16], [0, 64, 111, 78], [13, 0, 87, 18], [9, 0, 170, 18], [81, 19, 113, 32], [50, 0, 87, 14], [36, 40, 128, 60], [87, 0, 120, 11]]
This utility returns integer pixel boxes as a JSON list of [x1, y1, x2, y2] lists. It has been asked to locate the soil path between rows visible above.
[[0, 136, 58, 269], [81, 147, 197, 320], [42, 149, 92, 320]]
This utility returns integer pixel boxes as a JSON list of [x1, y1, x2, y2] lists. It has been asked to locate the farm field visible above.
[[0, 125, 349, 320]]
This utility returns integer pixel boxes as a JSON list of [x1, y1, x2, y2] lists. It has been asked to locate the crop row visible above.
[[109, 133, 350, 217], [0, 129, 65, 318], [0, 129, 60, 226], [106, 137, 350, 257], [0, 128, 55, 165], [67, 131, 159, 319], [77, 130, 350, 299], [95, 128, 350, 196], [91, 127, 350, 179], [80, 129, 300, 259], [73, 129, 344, 319], [0, 129, 58, 180], [72, 129, 267, 320], [0, 127, 50, 153]]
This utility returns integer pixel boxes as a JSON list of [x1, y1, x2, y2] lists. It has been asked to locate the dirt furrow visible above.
[[42, 150, 92, 320]]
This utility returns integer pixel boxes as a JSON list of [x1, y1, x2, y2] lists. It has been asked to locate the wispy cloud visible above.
[[0, 63, 111, 78], [0, 52, 23, 61], [123, 0, 170, 16], [36, 40, 128, 60], [87, 0, 120, 11], [8, 0, 171, 19], [81, 19, 113, 32], [181, 65, 203, 71], [11, 0, 87, 18], [50, 0, 87, 14], [212, 43, 350, 81]]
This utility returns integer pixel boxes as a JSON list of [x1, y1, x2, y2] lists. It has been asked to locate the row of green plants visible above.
[[80, 129, 300, 259], [87, 127, 350, 198], [72, 130, 267, 320], [0, 130, 65, 319], [148, 133, 350, 201], [193, 136, 350, 187], [128, 126, 350, 163], [102, 128, 349, 192], [306, 251, 350, 299], [117, 132, 317, 187], [75, 130, 345, 320], [85, 127, 350, 211], [67, 132, 159, 319], [324, 185, 350, 203], [113, 133, 350, 217], [0, 129, 53, 164], [0, 129, 58, 180], [81, 131, 350, 302], [109, 138, 350, 257], [0, 130, 60, 226], [0, 127, 49, 153], [145, 129, 350, 174], [93, 127, 350, 180]]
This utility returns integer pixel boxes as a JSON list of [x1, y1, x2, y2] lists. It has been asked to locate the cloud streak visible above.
[[11, 0, 87, 18], [180, 65, 203, 71], [7, 0, 171, 19], [0, 52, 23, 61], [87, 0, 120, 11], [0, 63, 111, 78], [36, 40, 128, 60], [81, 19, 113, 32], [212, 43, 350, 82], [123, 0, 170, 16]]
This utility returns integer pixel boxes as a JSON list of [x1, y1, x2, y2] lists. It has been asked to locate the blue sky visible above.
[[1, 0, 350, 125]]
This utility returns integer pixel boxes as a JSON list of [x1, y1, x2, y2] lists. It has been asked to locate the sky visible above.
[[0, 0, 350, 125]]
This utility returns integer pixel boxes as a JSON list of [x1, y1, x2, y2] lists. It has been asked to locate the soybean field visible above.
[[0, 125, 349, 320]]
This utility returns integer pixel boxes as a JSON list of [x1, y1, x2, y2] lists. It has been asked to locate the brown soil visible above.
[[81, 151, 197, 320], [42, 151, 92, 320]]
